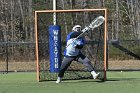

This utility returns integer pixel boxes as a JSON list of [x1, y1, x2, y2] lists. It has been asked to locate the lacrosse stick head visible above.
[[89, 16, 105, 29]]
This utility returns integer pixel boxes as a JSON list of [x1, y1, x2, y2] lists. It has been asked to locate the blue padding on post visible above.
[[48, 25, 61, 73]]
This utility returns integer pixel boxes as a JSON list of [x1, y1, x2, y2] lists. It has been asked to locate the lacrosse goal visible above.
[[35, 9, 108, 82]]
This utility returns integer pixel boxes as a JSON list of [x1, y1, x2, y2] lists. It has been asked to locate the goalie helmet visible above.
[[72, 25, 82, 32]]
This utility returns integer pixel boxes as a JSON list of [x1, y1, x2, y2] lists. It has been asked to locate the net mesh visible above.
[[36, 10, 106, 81], [0, 44, 8, 73]]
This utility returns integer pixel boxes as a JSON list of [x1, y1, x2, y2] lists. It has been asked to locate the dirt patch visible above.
[[0, 62, 36, 71], [0, 60, 140, 71], [108, 60, 140, 70]]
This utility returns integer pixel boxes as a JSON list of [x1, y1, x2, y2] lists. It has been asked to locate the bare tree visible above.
[[115, 0, 119, 40]]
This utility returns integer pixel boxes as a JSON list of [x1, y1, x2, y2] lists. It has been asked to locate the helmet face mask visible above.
[[72, 25, 82, 32]]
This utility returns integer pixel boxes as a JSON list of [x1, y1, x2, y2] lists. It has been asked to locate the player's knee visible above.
[[84, 57, 90, 61], [83, 57, 90, 64]]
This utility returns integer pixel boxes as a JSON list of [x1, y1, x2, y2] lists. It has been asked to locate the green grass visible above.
[[0, 71, 140, 93]]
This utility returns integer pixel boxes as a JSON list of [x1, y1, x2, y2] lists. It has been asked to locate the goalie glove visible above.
[[71, 39, 77, 47], [70, 38, 84, 47]]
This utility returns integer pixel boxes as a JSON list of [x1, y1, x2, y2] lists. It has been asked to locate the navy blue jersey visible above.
[[64, 31, 85, 57]]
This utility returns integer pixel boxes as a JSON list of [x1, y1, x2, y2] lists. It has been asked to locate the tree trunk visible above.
[[29, 0, 34, 42], [115, 0, 119, 40], [18, 0, 25, 37]]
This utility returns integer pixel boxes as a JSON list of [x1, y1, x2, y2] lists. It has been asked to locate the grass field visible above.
[[0, 71, 140, 93]]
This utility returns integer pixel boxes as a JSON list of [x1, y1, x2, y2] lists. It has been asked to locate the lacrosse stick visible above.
[[66, 16, 105, 48]]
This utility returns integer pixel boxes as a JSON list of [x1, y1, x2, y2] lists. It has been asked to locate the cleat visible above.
[[93, 73, 100, 79], [56, 77, 62, 83]]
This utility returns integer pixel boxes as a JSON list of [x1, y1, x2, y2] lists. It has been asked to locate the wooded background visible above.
[[0, 0, 140, 71]]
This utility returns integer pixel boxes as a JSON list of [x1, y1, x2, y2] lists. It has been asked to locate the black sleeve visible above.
[[70, 31, 82, 38]]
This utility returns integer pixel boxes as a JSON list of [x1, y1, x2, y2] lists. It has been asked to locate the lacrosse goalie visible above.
[[56, 25, 100, 83], [56, 16, 104, 83]]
